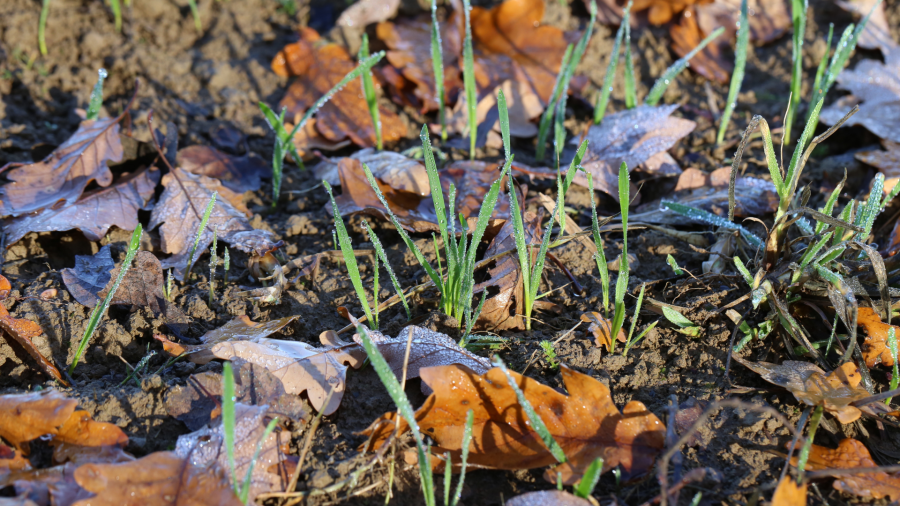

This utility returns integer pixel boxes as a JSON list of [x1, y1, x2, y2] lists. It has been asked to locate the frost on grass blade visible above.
[[661, 200, 764, 250]]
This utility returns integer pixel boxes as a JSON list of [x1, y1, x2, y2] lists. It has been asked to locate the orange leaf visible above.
[[771, 477, 807, 506], [581, 312, 626, 350], [670, 8, 732, 84], [273, 27, 406, 148], [362, 364, 664, 484], [0, 391, 77, 451], [0, 443, 31, 473], [792, 439, 900, 500], [859, 306, 900, 368], [54, 410, 128, 448]]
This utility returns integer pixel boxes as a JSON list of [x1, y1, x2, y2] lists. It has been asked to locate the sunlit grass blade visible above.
[[645, 27, 726, 106], [536, 45, 573, 161], [186, 191, 217, 277], [609, 162, 629, 353], [188, 0, 202, 32], [69, 225, 142, 374], [498, 88, 512, 160], [796, 405, 823, 482], [661, 200, 764, 250], [39, 0, 50, 56], [784, 99, 824, 197], [733, 256, 753, 286], [209, 228, 218, 306], [358, 34, 382, 150], [325, 181, 374, 326], [110, 0, 122, 32], [594, 3, 631, 124], [783, 0, 808, 144], [812, 23, 834, 104], [716, 0, 749, 144], [574, 457, 604, 498], [462, 0, 477, 160], [362, 220, 411, 320], [587, 173, 611, 316], [86, 68, 108, 121], [623, 20, 636, 109], [887, 328, 898, 405], [450, 410, 475, 506], [854, 173, 884, 240], [240, 418, 278, 504], [431, 0, 447, 140], [223, 362, 238, 497], [492, 357, 567, 463], [622, 283, 647, 356]]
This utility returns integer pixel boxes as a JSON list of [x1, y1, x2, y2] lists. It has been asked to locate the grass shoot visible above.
[[86, 68, 107, 121], [461, 0, 477, 160], [110, 0, 122, 32], [716, 0, 749, 144], [188, 0, 202, 32], [431, 0, 447, 140], [539, 340, 559, 369], [645, 27, 726, 106], [622, 284, 657, 356], [607, 162, 629, 352], [361, 220, 411, 321], [223, 248, 230, 284], [186, 191, 217, 277], [594, 2, 631, 124], [358, 34, 382, 151], [623, 19, 636, 109], [887, 328, 898, 405], [783, 0, 808, 143], [69, 225, 142, 375], [209, 228, 218, 306], [574, 457, 604, 498], [39, 0, 50, 56]]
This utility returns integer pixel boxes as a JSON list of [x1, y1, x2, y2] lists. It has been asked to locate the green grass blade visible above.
[[887, 328, 898, 405], [86, 68, 108, 121], [69, 225, 142, 374], [662, 306, 694, 328], [645, 27, 725, 106], [420, 126, 457, 292], [626, 283, 646, 345], [784, 98, 824, 197], [209, 228, 217, 306], [110, 0, 122, 32], [796, 406, 824, 483], [492, 357, 567, 463], [556, 140, 589, 240], [610, 163, 630, 349], [358, 34, 382, 150], [39, 0, 50, 55], [816, 176, 844, 234], [734, 256, 753, 286], [623, 21, 636, 108], [222, 362, 238, 497], [187, 192, 217, 277], [661, 200, 764, 250], [758, 119, 785, 195], [450, 410, 475, 506], [855, 173, 884, 239], [716, 0, 749, 144], [783, 0, 808, 144], [325, 181, 374, 325], [462, 0, 477, 160], [188, 0, 202, 32], [812, 24, 834, 102], [537, 45, 574, 162], [463, 161, 509, 300], [241, 417, 279, 503], [498, 88, 511, 161], [431, 0, 447, 141], [594, 3, 630, 124], [587, 174, 610, 315], [574, 457, 604, 498], [355, 322, 436, 506], [363, 221, 411, 321]]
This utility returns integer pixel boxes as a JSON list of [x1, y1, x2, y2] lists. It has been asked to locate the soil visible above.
[[2, 0, 900, 504]]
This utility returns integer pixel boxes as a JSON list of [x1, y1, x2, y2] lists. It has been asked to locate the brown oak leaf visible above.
[[792, 438, 900, 501], [177, 145, 270, 193], [859, 307, 900, 368], [771, 477, 808, 506], [581, 312, 626, 350], [670, 8, 732, 84]]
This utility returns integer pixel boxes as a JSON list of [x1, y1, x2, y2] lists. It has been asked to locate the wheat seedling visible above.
[[186, 191, 217, 278], [716, 0, 749, 144], [358, 34, 382, 150], [462, 0, 477, 159]]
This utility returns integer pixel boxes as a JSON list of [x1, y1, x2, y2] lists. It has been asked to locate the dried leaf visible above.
[[313, 148, 430, 196], [166, 315, 300, 363], [0, 275, 67, 386], [177, 145, 270, 193], [819, 52, 900, 143], [835, 0, 898, 54], [581, 312, 626, 350], [857, 140, 900, 198], [287, 117, 353, 160], [0, 443, 31, 473], [60, 246, 115, 307], [336, 0, 400, 28], [695, 0, 790, 44], [670, 8, 732, 84], [637, 174, 778, 224], [444, 80, 542, 143], [507, 491, 592, 506], [859, 307, 900, 368], [632, 0, 713, 25], [440, 160, 512, 226], [173, 403, 286, 502], [52, 443, 134, 466], [2, 167, 159, 246], [362, 364, 664, 484], [0, 117, 124, 217], [733, 356, 889, 423], [572, 105, 696, 198], [165, 360, 309, 431], [792, 438, 900, 500], [272, 27, 406, 148], [771, 477, 808, 506], [148, 167, 278, 279], [70, 451, 242, 506]]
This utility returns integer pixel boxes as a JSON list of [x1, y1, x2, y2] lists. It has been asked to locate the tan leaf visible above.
[[287, 117, 352, 160], [792, 438, 900, 501], [819, 51, 900, 143], [835, 0, 898, 54], [167, 315, 300, 364], [0, 117, 123, 217], [770, 477, 807, 506], [313, 148, 430, 196], [444, 80, 542, 142], [176, 145, 270, 193], [581, 312, 626, 349]]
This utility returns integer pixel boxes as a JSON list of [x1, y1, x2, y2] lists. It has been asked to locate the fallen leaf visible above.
[[336, 0, 400, 28], [507, 490, 592, 506], [633, 0, 713, 25], [695, 0, 790, 44], [859, 307, 900, 368], [148, 167, 279, 279], [60, 246, 115, 307], [674, 397, 708, 446], [670, 8, 732, 84], [792, 438, 900, 500], [165, 360, 309, 431], [351, 325, 492, 390], [636, 174, 778, 224], [770, 477, 807, 506], [363, 364, 664, 484], [857, 140, 900, 197], [51, 443, 134, 466], [0, 443, 31, 473], [443, 80, 543, 146], [835, 0, 898, 55], [272, 27, 406, 148], [0, 275, 68, 386], [177, 145, 270, 193], [161, 315, 300, 363], [732, 356, 889, 423], [572, 105, 696, 198], [0, 116, 124, 217], [377, 14, 463, 112], [70, 451, 242, 506], [581, 312, 626, 350], [440, 160, 512, 226], [287, 117, 353, 160], [313, 148, 430, 196], [819, 50, 900, 143], [2, 167, 159, 246], [174, 403, 286, 502]]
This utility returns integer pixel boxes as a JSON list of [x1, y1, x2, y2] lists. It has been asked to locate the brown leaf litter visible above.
[[792, 438, 900, 501]]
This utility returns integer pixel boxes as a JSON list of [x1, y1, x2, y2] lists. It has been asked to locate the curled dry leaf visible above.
[[287, 117, 353, 160], [0, 117, 124, 217], [148, 167, 279, 279], [859, 307, 900, 368], [272, 27, 406, 148], [507, 491, 592, 506], [770, 477, 808, 506], [819, 50, 900, 143], [174, 403, 286, 502], [335, 0, 400, 28], [165, 360, 308, 431], [0, 275, 67, 386], [581, 312, 626, 350], [156, 314, 299, 360], [732, 356, 889, 423], [573, 105, 696, 198], [362, 364, 665, 484], [792, 438, 900, 501], [2, 167, 159, 246], [176, 145, 270, 193], [313, 148, 430, 196], [632, 0, 713, 26], [670, 8, 732, 84]]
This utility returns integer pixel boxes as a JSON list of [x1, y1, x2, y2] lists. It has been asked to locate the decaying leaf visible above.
[[0, 117, 124, 217], [157, 315, 299, 360], [695, 0, 790, 44], [165, 360, 308, 431], [70, 451, 242, 506], [792, 438, 900, 500], [633, 0, 713, 26], [272, 27, 406, 148], [444, 79, 542, 145], [859, 307, 900, 368], [507, 491, 592, 506], [857, 140, 900, 196], [0, 390, 126, 452], [573, 105, 696, 198], [732, 356, 889, 423], [362, 364, 665, 484], [581, 312, 626, 350], [440, 160, 512, 225], [819, 50, 900, 143], [2, 167, 159, 246], [174, 403, 286, 502], [771, 477, 807, 506], [148, 167, 278, 279], [670, 8, 732, 84], [177, 145, 270, 193], [835, 0, 898, 54], [352, 326, 492, 389], [336, 0, 400, 29], [287, 117, 353, 160], [0, 275, 67, 385], [313, 148, 430, 196], [0, 443, 31, 473]]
